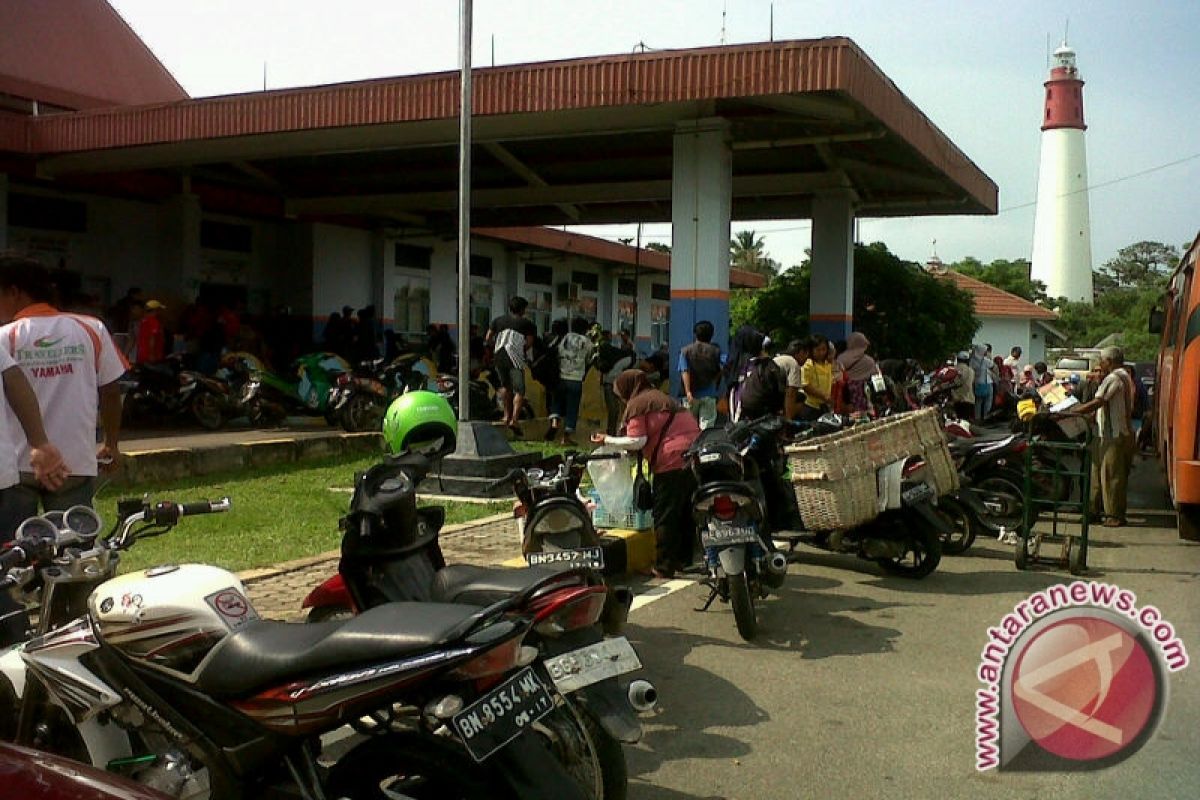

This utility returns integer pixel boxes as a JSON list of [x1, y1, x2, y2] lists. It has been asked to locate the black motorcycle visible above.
[[120, 357, 233, 430], [329, 352, 430, 432], [685, 416, 792, 641]]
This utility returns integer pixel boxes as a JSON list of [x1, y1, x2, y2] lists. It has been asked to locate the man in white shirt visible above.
[[0, 255, 127, 517], [1074, 346, 1135, 527], [1003, 346, 1022, 371], [772, 339, 809, 420]]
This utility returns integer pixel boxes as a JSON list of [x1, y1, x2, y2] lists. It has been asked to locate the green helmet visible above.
[[383, 391, 457, 457]]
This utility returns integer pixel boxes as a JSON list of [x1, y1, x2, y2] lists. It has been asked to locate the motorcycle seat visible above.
[[948, 434, 1018, 456], [430, 564, 578, 606], [194, 601, 482, 698]]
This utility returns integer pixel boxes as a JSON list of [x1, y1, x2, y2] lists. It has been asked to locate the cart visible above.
[[1015, 414, 1092, 575]]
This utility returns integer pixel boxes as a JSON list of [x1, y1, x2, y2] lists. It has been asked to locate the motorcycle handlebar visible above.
[[486, 469, 523, 493]]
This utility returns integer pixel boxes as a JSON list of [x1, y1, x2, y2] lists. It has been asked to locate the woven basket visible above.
[[923, 441, 960, 495], [793, 471, 878, 531], [913, 407, 946, 447], [785, 431, 870, 481]]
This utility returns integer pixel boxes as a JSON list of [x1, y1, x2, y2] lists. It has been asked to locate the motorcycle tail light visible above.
[[1010, 440, 1028, 454], [336, 373, 352, 387], [712, 495, 738, 521], [450, 631, 528, 681], [529, 585, 609, 637], [902, 459, 925, 478]]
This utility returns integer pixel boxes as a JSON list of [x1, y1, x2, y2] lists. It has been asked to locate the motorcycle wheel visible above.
[[1068, 536, 1088, 576], [327, 733, 510, 800], [1014, 530, 1038, 570], [341, 394, 385, 433], [936, 495, 976, 555], [974, 471, 1026, 535], [579, 708, 628, 800], [876, 518, 942, 579], [728, 571, 758, 641], [190, 391, 225, 430]]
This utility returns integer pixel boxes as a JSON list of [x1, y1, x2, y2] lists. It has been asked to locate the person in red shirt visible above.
[[136, 300, 166, 364]]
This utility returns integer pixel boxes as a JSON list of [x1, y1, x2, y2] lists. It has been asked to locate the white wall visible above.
[[311, 223, 373, 318], [974, 317, 1036, 369]]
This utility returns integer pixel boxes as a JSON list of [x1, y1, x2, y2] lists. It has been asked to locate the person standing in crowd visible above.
[[1074, 346, 1135, 527], [1032, 361, 1053, 387], [969, 344, 994, 420], [679, 320, 723, 429], [534, 318, 567, 440], [0, 341, 70, 642], [773, 339, 809, 421], [836, 331, 879, 416], [547, 317, 593, 446], [593, 329, 636, 435], [486, 296, 537, 436], [953, 351, 976, 420], [592, 370, 701, 578], [1004, 346, 1022, 371], [726, 329, 786, 422], [0, 255, 126, 516], [135, 299, 166, 364], [799, 334, 833, 420]]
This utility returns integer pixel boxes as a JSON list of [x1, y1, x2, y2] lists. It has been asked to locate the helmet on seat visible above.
[[382, 390, 457, 457]]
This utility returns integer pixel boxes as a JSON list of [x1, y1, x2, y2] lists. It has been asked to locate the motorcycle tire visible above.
[[936, 495, 976, 555], [1014, 530, 1038, 570], [580, 708, 628, 800], [532, 695, 606, 800], [974, 470, 1027, 536], [728, 571, 758, 641], [1068, 536, 1088, 576], [327, 732, 511, 800], [876, 517, 942, 579], [190, 391, 225, 431], [341, 394, 385, 433]]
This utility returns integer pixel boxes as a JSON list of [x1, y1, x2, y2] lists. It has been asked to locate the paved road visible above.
[[619, 465, 1199, 799]]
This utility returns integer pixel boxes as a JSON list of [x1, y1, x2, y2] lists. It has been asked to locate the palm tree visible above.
[[730, 230, 778, 277]]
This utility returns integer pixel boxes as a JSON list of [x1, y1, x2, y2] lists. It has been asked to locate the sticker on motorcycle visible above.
[[525, 547, 605, 570], [204, 589, 260, 630], [451, 666, 555, 762]]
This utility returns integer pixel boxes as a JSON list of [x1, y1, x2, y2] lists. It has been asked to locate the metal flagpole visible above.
[[456, 0, 473, 421]]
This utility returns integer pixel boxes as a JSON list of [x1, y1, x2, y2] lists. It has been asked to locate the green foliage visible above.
[[950, 256, 1049, 304], [732, 242, 978, 364], [1053, 285, 1163, 361], [645, 242, 671, 253], [730, 230, 780, 277], [1098, 241, 1178, 288]]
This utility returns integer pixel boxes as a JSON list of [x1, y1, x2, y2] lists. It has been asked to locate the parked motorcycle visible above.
[[121, 357, 233, 431], [0, 741, 173, 800], [329, 352, 432, 432], [240, 351, 351, 426], [300, 452, 652, 800], [685, 416, 792, 641], [0, 498, 595, 800]]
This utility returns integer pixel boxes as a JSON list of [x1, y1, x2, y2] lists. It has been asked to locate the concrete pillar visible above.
[[809, 189, 856, 343], [163, 193, 203, 298], [670, 118, 732, 395], [0, 173, 8, 250]]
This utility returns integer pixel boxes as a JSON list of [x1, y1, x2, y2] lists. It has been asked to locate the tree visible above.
[[732, 242, 977, 364], [645, 242, 671, 253], [950, 256, 1049, 305], [1098, 241, 1178, 288], [730, 230, 780, 277]]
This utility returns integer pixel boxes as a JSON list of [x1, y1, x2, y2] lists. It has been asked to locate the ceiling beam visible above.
[[483, 141, 580, 221]]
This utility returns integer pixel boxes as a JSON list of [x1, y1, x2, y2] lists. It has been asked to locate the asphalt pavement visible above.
[[619, 459, 1199, 800]]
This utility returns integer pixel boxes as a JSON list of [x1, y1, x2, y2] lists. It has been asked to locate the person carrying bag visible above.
[[592, 369, 700, 578]]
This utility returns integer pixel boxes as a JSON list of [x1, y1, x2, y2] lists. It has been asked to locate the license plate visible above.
[[700, 523, 759, 548], [451, 666, 555, 763], [543, 637, 642, 694], [903, 483, 935, 505], [526, 547, 605, 570]]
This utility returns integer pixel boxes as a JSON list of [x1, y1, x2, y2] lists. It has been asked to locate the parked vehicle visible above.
[[0, 741, 172, 800], [330, 351, 437, 432], [685, 416, 791, 640], [240, 351, 351, 426], [301, 451, 648, 800], [0, 499, 594, 800], [120, 357, 233, 430]]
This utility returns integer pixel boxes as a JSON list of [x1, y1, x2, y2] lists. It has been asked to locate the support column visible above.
[[809, 189, 856, 343], [0, 174, 8, 250], [163, 193, 203, 297], [670, 118, 732, 396]]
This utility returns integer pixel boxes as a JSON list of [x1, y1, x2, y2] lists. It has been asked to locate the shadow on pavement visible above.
[[862, 568, 1068, 595]]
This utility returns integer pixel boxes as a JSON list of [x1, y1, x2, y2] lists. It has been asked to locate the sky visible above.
[[110, 0, 1200, 269]]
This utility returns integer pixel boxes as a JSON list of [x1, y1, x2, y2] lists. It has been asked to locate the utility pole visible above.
[[633, 223, 642, 340], [457, 0, 472, 420]]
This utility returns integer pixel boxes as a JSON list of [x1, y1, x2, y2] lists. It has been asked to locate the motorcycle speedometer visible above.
[[63, 505, 103, 537], [15, 516, 58, 541]]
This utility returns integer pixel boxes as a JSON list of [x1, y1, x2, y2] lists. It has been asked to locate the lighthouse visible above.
[[1030, 44, 1093, 304]]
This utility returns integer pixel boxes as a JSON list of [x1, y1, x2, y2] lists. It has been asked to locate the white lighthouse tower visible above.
[[1030, 44, 1093, 304]]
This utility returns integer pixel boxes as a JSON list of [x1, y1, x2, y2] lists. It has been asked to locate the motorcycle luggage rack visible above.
[[1015, 419, 1092, 576]]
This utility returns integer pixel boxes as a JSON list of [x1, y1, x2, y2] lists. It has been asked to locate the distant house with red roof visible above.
[[926, 257, 1062, 367]]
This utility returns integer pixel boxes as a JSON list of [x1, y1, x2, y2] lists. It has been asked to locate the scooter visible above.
[[300, 452, 653, 800], [328, 351, 430, 432], [685, 416, 792, 641], [0, 499, 594, 800], [239, 351, 350, 426]]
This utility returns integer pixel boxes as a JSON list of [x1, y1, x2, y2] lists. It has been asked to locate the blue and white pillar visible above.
[[809, 189, 856, 343], [669, 118, 732, 396]]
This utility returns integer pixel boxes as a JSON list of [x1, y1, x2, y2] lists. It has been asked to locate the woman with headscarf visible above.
[[836, 331, 879, 415], [592, 369, 701, 577]]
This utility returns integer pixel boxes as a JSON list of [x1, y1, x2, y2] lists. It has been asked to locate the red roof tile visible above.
[[940, 270, 1058, 320]]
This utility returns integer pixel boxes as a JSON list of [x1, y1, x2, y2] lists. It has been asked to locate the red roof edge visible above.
[[941, 270, 1058, 320]]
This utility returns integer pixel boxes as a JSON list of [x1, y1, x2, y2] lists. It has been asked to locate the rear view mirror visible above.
[[1148, 307, 1165, 335]]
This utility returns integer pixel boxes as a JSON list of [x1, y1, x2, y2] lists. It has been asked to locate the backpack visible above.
[[731, 357, 786, 420], [593, 343, 633, 376], [529, 336, 560, 386]]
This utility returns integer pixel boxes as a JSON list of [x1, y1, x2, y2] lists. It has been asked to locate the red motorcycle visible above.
[[0, 742, 171, 800]]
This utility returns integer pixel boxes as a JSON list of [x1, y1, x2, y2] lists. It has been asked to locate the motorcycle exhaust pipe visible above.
[[627, 680, 658, 713], [761, 551, 789, 588]]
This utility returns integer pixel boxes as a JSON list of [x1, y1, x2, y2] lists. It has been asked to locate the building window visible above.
[[393, 273, 431, 342], [470, 278, 493, 332], [8, 193, 86, 233], [617, 279, 636, 338], [470, 255, 493, 278], [395, 243, 432, 270], [565, 270, 598, 322], [650, 303, 669, 351], [522, 263, 554, 335], [200, 220, 252, 253]]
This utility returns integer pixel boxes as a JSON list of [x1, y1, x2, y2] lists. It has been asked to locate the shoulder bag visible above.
[[633, 409, 678, 511]]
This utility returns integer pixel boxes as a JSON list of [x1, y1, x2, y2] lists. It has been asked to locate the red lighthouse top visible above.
[[1042, 44, 1086, 131]]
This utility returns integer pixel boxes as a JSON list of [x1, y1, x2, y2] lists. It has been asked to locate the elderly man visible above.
[[1074, 346, 1135, 527]]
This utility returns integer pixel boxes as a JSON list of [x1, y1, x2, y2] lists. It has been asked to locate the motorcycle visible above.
[[300, 452, 653, 800], [120, 357, 233, 431], [0, 498, 597, 800], [685, 416, 792, 641], [0, 740, 173, 800], [433, 372, 509, 421], [240, 351, 351, 426]]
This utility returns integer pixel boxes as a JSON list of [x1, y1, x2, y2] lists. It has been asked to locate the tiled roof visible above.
[[940, 270, 1058, 320]]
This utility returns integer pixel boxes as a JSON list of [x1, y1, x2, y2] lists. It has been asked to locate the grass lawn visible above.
[[96, 455, 510, 575]]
